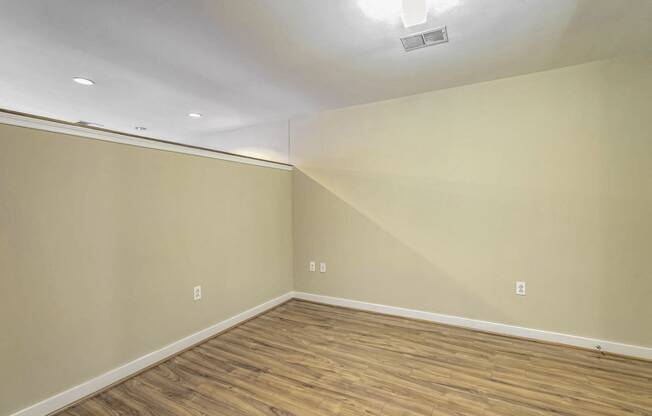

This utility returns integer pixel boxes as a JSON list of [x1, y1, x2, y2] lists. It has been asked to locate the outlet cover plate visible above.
[[516, 281, 526, 296]]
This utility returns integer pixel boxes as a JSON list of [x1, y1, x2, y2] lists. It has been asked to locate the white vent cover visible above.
[[401, 26, 448, 52]]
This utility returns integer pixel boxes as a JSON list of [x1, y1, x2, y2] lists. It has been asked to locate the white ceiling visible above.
[[1, 0, 651, 161]]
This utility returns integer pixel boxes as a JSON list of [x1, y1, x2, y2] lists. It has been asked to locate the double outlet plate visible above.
[[309, 261, 326, 273]]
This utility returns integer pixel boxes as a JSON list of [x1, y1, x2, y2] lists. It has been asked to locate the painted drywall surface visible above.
[[0, 124, 292, 415], [292, 55, 652, 348], [3, 1, 652, 142], [187, 120, 290, 164]]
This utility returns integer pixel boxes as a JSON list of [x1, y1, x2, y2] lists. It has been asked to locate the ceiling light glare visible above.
[[188, 112, 202, 118], [401, 0, 427, 28], [72, 77, 95, 86], [357, 0, 460, 26], [357, 0, 402, 24], [430, 0, 460, 14]]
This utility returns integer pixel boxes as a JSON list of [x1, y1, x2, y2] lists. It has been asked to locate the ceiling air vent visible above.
[[401, 26, 448, 52]]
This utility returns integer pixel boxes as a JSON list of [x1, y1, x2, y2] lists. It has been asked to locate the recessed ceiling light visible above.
[[188, 112, 202, 118], [72, 77, 95, 86], [135, 126, 147, 131]]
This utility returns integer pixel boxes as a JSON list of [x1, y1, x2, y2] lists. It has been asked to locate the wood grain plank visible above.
[[55, 299, 652, 416]]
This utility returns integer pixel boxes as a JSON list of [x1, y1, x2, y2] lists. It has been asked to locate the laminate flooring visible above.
[[56, 299, 652, 416]]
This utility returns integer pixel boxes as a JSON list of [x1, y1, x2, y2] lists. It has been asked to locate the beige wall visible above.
[[292, 55, 652, 348], [2, 54, 652, 415], [0, 124, 293, 415]]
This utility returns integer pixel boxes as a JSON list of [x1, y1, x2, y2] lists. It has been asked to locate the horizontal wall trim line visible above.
[[0, 109, 293, 171], [10, 292, 295, 416], [293, 292, 652, 361]]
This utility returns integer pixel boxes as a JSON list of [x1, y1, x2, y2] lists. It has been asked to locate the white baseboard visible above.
[[293, 292, 652, 361], [11, 290, 651, 416], [10, 292, 294, 416]]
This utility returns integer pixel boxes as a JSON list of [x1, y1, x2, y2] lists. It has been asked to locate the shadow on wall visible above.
[[293, 168, 511, 325], [288, 55, 652, 348], [293, 164, 652, 348]]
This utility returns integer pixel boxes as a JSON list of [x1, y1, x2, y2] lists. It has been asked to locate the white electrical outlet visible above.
[[193, 285, 202, 301], [309, 261, 316, 272], [516, 281, 526, 296], [319, 262, 327, 273]]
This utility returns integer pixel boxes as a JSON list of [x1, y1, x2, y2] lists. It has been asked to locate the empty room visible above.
[[1, 0, 651, 415]]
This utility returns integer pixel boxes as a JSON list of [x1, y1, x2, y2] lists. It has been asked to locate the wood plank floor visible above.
[[57, 299, 652, 416]]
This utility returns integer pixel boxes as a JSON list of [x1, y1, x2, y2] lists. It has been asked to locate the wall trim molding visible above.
[[293, 292, 652, 361], [10, 292, 294, 416], [0, 110, 293, 171]]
